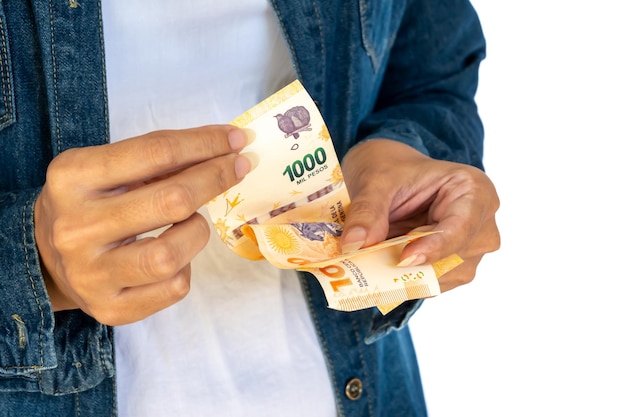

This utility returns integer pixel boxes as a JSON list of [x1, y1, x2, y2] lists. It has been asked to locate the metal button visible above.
[[345, 378, 363, 400]]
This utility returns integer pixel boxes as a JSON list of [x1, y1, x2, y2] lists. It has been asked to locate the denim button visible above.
[[345, 378, 363, 400]]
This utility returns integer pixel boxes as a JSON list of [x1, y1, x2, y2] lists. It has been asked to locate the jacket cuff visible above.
[[0, 190, 115, 395], [359, 120, 432, 159], [0, 189, 57, 374], [365, 298, 424, 344]]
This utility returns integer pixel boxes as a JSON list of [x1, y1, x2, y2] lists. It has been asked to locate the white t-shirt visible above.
[[101, 1, 336, 416]]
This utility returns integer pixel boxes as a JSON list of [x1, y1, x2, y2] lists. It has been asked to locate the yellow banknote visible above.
[[206, 80, 348, 260], [243, 222, 438, 269], [206, 80, 462, 314], [303, 253, 463, 314]]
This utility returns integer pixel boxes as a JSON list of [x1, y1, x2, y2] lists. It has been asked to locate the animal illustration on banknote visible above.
[[274, 105, 312, 139], [292, 222, 342, 242]]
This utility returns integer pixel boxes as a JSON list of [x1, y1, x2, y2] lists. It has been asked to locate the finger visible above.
[[399, 211, 500, 265], [92, 152, 253, 242], [339, 139, 430, 254], [437, 255, 482, 292], [91, 265, 193, 326], [339, 187, 393, 254], [398, 170, 500, 265], [402, 207, 473, 264], [53, 125, 250, 191], [100, 212, 210, 288]]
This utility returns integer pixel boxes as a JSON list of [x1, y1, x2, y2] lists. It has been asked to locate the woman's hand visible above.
[[340, 139, 500, 292], [35, 125, 253, 325]]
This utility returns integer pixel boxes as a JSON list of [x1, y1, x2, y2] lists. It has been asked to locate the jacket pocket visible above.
[[358, 0, 404, 72], [0, 2, 15, 131]]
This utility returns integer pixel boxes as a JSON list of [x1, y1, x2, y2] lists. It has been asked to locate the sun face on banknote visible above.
[[330, 164, 344, 186], [265, 225, 301, 255]]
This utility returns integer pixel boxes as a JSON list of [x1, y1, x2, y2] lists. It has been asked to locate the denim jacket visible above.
[[0, 1, 485, 416]]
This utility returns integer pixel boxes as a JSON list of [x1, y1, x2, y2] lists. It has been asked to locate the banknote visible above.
[[206, 80, 349, 261], [303, 252, 463, 314], [243, 222, 439, 269], [244, 220, 462, 313], [206, 80, 462, 314]]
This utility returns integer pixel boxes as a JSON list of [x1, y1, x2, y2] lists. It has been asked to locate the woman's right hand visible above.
[[35, 125, 253, 325]]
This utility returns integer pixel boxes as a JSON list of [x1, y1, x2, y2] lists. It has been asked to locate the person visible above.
[[0, 0, 500, 416]]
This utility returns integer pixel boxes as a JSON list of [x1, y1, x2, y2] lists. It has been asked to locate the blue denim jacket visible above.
[[0, 1, 485, 416]]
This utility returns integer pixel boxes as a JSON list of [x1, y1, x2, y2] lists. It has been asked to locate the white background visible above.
[[410, 1, 626, 416]]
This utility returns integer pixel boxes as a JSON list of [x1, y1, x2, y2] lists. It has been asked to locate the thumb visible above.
[[339, 194, 391, 254]]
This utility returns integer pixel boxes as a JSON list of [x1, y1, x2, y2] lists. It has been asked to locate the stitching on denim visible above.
[[3, 365, 40, 371], [111, 355, 118, 417], [96, 324, 108, 379], [299, 275, 346, 416], [97, 0, 110, 145], [21, 195, 46, 368], [358, 0, 379, 71], [75, 391, 81, 416], [0, 12, 14, 128], [49, 0, 62, 154], [311, 1, 326, 95], [351, 316, 375, 416], [0, 19, 7, 122], [96, 0, 114, 380]]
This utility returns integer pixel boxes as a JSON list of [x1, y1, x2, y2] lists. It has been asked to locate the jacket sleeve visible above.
[[0, 188, 57, 372], [356, 0, 487, 341], [0, 0, 114, 394], [0, 189, 114, 395], [357, 0, 487, 170]]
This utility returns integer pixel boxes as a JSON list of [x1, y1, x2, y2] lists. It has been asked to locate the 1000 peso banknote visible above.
[[206, 81, 348, 260], [206, 80, 462, 314]]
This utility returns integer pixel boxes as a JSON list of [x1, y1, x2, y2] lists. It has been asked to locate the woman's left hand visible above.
[[339, 139, 500, 292]]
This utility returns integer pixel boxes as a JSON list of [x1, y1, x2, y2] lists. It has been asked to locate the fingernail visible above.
[[235, 152, 259, 179], [341, 227, 367, 254], [228, 128, 249, 150], [397, 254, 426, 267]]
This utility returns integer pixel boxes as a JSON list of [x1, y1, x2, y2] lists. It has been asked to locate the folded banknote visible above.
[[206, 80, 462, 314]]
